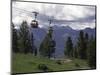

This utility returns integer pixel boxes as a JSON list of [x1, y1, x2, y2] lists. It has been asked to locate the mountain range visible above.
[[31, 26, 96, 58]]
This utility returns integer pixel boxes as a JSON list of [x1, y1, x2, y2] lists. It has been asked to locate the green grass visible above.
[[12, 53, 90, 73]]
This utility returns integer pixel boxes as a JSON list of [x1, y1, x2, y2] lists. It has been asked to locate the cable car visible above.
[[31, 20, 38, 28], [31, 12, 39, 28]]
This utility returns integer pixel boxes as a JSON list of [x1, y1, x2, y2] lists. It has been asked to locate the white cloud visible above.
[[70, 22, 95, 30], [12, 1, 96, 30]]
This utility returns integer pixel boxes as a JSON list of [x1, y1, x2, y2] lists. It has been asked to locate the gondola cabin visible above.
[[31, 20, 38, 28]]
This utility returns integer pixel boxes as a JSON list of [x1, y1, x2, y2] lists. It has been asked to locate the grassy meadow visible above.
[[12, 53, 90, 74]]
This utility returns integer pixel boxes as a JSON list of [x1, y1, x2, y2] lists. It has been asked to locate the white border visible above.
[[0, 0, 100, 75]]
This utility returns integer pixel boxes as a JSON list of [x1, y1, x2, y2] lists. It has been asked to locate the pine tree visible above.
[[87, 36, 96, 69], [18, 21, 32, 54], [64, 36, 73, 58], [39, 27, 56, 58], [12, 23, 19, 53], [31, 32, 37, 56], [85, 32, 89, 59], [77, 31, 87, 59], [73, 45, 78, 58]]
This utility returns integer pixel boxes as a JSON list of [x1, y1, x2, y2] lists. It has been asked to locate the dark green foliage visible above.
[[37, 64, 49, 72], [65, 36, 73, 58], [85, 32, 89, 59], [73, 46, 78, 58], [34, 46, 37, 56], [75, 63, 80, 67], [39, 27, 56, 58], [77, 31, 87, 59], [56, 60, 62, 65], [31, 33, 37, 56], [12, 23, 19, 53], [87, 36, 96, 69], [18, 21, 32, 54], [39, 35, 51, 57], [85, 33, 89, 42], [77, 31, 96, 68]]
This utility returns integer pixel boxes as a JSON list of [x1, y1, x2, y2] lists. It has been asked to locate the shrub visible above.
[[75, 63, 80, 67], [56, 60, 62, 65], [37, 64, 49, 72]]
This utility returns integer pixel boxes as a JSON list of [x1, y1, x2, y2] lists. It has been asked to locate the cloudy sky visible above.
[[12, 1, 96, 30]]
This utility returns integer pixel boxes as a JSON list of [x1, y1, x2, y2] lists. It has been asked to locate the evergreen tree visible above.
[[85, 32, 89, 59], [85, 33, 89, 42], [31, 33, 37, 56], [64, 36, 73, 58], [39, 27, 56, 58], [18, 21, 32, 54], [34, 46, 37, 56], [77, 31, 87, 59], [87, 36, 96, 69], [12, 23, 19, 53], [73, 45, 78, 58]]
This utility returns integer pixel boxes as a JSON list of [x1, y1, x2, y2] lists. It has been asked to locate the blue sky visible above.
[[12, 1, 96, 30]]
